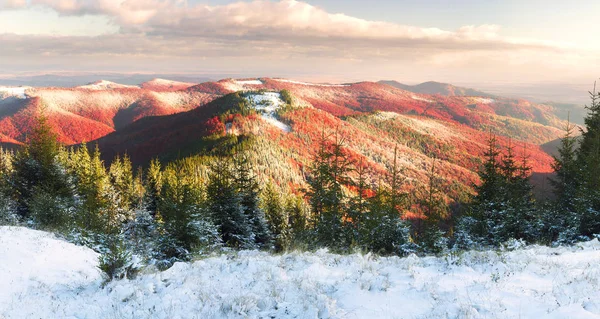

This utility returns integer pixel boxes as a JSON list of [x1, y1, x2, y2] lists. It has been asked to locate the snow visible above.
[[411, 94, 434, 103], [0, 87, 29, 99], [273, 78, 350, 87], [78, 80, 139, 90], [235, 79, 263, 85], [246, 92, 291, 132], [4, 226, 600, 318], [474, 97, 495, 104]]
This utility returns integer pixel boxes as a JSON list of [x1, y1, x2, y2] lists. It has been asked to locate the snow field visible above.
[[273, 79, 350, 87], [246, 92, 291, 132], [0, 87, 29, 99], [2, 226, 600, 318]]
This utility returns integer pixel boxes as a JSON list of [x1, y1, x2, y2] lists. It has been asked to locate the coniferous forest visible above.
[[1, 88, 600, 282]]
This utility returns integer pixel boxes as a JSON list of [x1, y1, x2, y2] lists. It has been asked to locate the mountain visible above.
[[91, 78, 567, 199], [0, 82, 225, 144], [0, 78, 571, 198], [379, 80, 494, 97]]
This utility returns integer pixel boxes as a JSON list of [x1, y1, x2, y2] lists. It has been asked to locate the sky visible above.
[[0, 0, 598, 84]]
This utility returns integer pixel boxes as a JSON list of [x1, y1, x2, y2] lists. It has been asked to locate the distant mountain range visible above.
[[379, 80, 494, 98], [0, 77, 575, 199]]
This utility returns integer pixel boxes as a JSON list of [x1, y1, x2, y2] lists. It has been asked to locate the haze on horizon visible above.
[[0, 0, 599, 86]]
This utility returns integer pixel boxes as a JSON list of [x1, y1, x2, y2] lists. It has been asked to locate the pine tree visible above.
[[262, 182, 290, 251], [233, 151, 272, 248], [361, 147, 412, 255], [346, 160, 371, 247], [456, 133, 503, 247], [414, 158, 448, 254], [286, 194, 308, 246], [550, 115, 580, 212], [457, 135, 538, 247], [306, 129, 353, 249], [156, 164, 218, 261], [12, 111, 74, 228], [146, 158, 163, 215], [575, 83, 600, 237], [207, 158, 254, 248]]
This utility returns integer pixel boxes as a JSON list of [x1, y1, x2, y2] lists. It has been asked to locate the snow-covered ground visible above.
[[473, 97, 495, 104], [78, 80, 139, 90], [246, 92, 291, 132], [411, 95, 434, 103], [0, 86, 29, 99], [235, 79, 263, 86], [3, 226, 600, 319], [274, 78, 350, 87]]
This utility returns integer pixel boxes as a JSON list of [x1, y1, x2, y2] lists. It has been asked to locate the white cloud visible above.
[[0, 0, 596, 83], [0, 0, 26, 9]]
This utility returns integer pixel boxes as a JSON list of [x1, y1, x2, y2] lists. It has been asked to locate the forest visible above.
[[1, 88, 599, 282]]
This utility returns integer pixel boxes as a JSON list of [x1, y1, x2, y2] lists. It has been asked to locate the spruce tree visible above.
[[361, 147, 412, 255], [233, 152, 272, 248], [306, 130, 353, 249], [262, 182, 290, 251], [414, 158, 448, 254], [575, 83, 600, 237], [207, 158, 254, 248], [12, 111, 73, 228]]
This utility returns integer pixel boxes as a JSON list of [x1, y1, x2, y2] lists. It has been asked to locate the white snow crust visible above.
[[246, 92, 291, 132], [0, 87, 29, 99], [3, 226, 600, 318], [273, 78, 350, 87]]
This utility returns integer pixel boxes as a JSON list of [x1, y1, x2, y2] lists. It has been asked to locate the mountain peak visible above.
[[78, 80, 139, 90], [379, 80, 493, 97]]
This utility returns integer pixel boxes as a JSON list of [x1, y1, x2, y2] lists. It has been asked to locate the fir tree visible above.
[[262, 182, 290, 251], [233, 151, 272, 248], [414, 158, 448, 254], [12, 111, 73, 227], [575, 83, 600, 237], [207, 158, 254, 248], [306, 129, 353, 249]]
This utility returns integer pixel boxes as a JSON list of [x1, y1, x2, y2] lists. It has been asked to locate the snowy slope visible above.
[[0, 87, 29, 99], [78, 80, 139, 90], [246, 92, 291, 132], [3, 226, 600, 318]]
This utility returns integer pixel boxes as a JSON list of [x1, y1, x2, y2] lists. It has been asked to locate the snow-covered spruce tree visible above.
[[154, 164, 220, 265], [207, 158, 255, 249], [12, 112, 74, 229], [306, 130, 353, 250], [145, 158, 163, 216], [413, 158, 449, 254], [68, 144, 122, 236], [98, 234, 135, 282], [360, 147, 413, 256], [456, 135, 538, 247], [261, 181, 291, 251], [285, 194, 309, 248], [233, 151, 272, 249], [346, 160, 371, 249], [497, 142, 539, 243], [108, 154, 135, 218], [0, 147, 17, 225], [575, 85, 600, 238], [544, 115, 582, 243]]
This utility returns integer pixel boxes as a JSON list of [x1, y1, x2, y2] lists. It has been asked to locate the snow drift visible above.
[[2, 226, 600, 318]]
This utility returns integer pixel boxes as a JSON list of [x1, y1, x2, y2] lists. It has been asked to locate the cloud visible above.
[[0, 0, 26, 9], [23, 0, 565, 51], [0, 0, 595, 83]]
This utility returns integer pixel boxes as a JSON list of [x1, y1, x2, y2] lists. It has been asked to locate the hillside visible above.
[[91, 79, 567, 199], [379, 80, 494, 97], [0, 78, 571, 198], [0, 83, 223, 144], [3, 226, 600, 319]]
